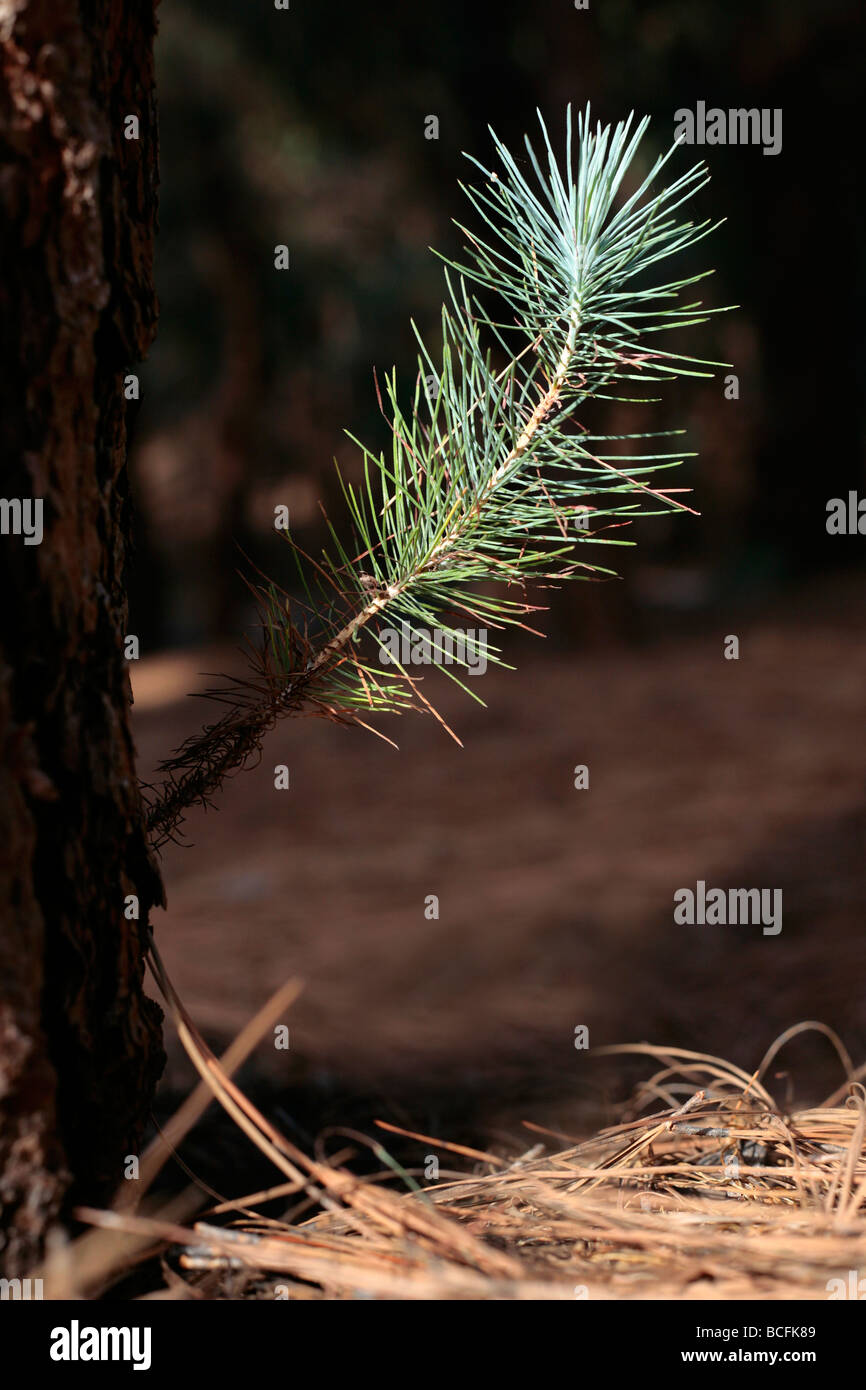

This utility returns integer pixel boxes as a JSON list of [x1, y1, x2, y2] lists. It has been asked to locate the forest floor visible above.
[[132, 573, 866, 1215]]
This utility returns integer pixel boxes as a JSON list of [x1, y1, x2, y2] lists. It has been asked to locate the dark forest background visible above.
[[1, 0, 863, 1281], [127, 0, 865, 654], [118, 0, 866, 1191]]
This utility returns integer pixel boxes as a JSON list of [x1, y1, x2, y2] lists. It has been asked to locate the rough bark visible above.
[[0, 0, 164, 1274]]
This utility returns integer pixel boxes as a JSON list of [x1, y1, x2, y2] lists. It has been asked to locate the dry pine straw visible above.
[[48, 971, 866, 1301]]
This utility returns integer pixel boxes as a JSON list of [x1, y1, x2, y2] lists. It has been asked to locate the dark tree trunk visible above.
[[0, 0, 164, 1274]]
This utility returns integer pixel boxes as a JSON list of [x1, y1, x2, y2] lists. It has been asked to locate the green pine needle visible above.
[[146, 105, 729, 847]]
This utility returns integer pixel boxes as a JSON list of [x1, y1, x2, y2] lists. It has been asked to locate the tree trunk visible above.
[[0, 0, 164, 1274]]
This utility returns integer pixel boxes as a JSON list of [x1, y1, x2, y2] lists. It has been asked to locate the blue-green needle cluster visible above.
[[263, 105, 725, 723], [147, 106, 726, 845]]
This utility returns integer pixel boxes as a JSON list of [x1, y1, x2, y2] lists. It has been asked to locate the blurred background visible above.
[[130, 0, 866, 1175]]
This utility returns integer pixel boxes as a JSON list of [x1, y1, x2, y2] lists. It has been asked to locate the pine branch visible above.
[[144, 106, 728, 850]]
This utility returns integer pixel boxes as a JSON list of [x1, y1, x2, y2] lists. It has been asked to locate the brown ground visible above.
[[133, 574, 866, 1172]]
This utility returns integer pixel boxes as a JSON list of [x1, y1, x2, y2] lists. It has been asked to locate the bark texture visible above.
[[0, 0, 164, 1273]]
